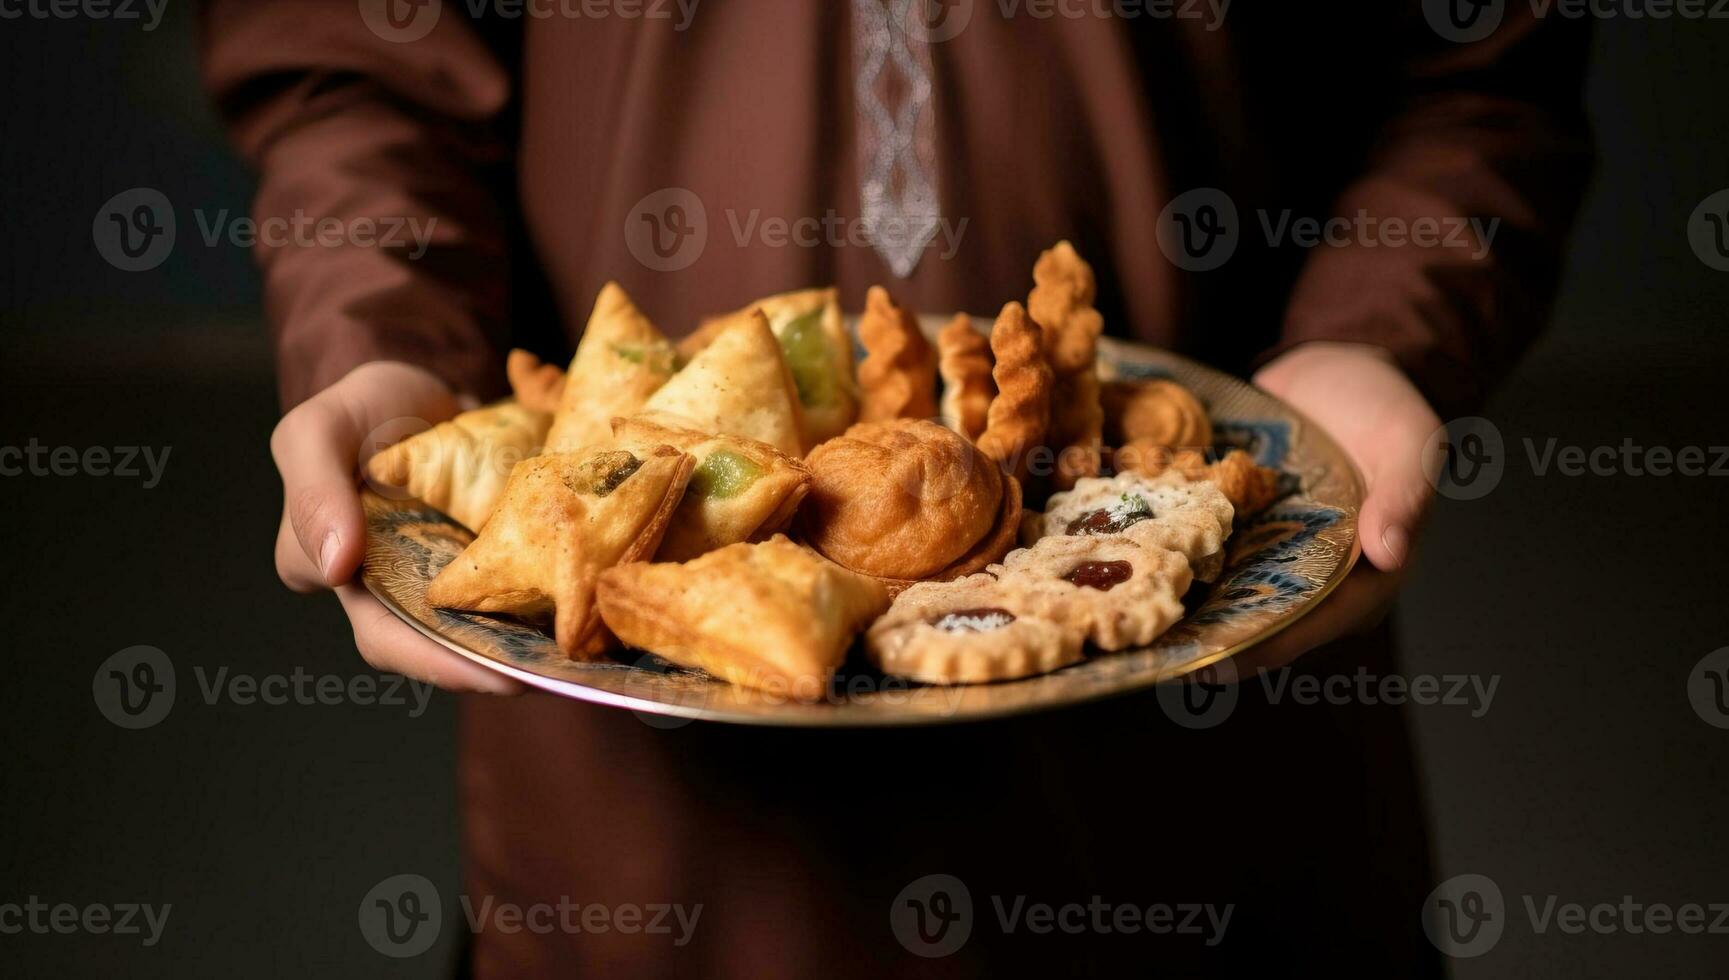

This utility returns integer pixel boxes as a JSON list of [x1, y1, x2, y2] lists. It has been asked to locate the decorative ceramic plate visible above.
[[362, 319, 1362, 726]]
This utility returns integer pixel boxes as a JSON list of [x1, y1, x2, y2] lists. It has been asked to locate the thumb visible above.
[[271, 397, 370, 590], [1358, 424, 1441, 573]]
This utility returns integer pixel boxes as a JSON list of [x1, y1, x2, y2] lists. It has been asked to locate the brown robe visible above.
[[200, 2, 1591, 974]]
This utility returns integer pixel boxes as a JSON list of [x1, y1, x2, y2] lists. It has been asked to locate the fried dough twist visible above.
[[857, 286, 937, 423], [937, 314, 996, 441]]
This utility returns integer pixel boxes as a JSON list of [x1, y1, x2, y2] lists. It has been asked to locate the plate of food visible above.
[[360, 243, 1361, 725]]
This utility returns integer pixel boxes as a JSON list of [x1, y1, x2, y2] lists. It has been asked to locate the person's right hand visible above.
[[270, 360, 522, 695]]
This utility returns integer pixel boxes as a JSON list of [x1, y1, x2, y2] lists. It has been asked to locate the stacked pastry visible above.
[[361, 244, 1289, 696]]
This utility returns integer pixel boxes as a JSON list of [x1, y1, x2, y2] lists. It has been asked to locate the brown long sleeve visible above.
[[198, 0, 515, 407], [1267, 8, 1595, 414]]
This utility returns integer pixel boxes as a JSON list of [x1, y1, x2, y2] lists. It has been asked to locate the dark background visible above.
[[3, 6, 1727, 978]]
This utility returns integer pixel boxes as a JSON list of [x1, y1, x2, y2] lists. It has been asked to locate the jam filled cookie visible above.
[[990, 535, 1191, 651], [866, 575, 1084, 685], [1042, 472, 1234, 581]]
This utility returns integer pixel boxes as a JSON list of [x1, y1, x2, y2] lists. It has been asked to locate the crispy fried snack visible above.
[[856, 285, 937, 422], [690, 287, 859, 450], [364, 400, 550, 532], [425, 445, 695, 659], [1112, 446, 1281, 520], [642, 310, 805, 455], [1028, 241, 1106, 489], [937, 314, 995, 441], [506, 349, 566, 414], [800, 419, 1004, 581], [596, 536, 889, 697], [974, 302, 1053, 484], [544, 283, 677, 452], [1101, 378, 1212, 449], [610, 415, 812, 561]]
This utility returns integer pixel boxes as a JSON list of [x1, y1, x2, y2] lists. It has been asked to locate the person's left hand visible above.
[[1238, 342, 1443, 671]]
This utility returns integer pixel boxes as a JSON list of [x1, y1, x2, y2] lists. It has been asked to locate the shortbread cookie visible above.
[[866, 574, 1084, 685], [1042, 472, 1234, 581], [1113, 446, 1281, 521], [990, 535, 1191, 651]]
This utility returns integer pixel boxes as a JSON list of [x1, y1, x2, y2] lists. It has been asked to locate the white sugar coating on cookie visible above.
[[990, 533, 1192, 651], [866, 574, 1084, 685], [1040, 472, 1233, 578]]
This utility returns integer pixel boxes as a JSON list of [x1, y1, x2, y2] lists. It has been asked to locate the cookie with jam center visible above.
[[989, 534, 1192, 651], [866, 574, 1083, 685]]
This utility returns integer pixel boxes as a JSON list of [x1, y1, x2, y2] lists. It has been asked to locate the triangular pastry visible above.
[[543, 283, 678, 452], [688, 287, 860, 450], [642, 310, 804, 455], [425, 444, 695, 659], [595, 536, 889, 697], [610, 415, 812, 561], [364, 400, 550, 532]]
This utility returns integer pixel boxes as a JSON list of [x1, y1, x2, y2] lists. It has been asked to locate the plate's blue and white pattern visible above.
[[362, 327, 1361, 726]]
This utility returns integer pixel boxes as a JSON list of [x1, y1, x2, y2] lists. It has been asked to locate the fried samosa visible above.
[[595, 535, 889, 697], [641, 310, 805, 455], [688, 287, 860, 450], [364, 400, 550, 532], [610, 416, 812, 561], [543, 283, 677, 453], [425, 444, 695, 659]]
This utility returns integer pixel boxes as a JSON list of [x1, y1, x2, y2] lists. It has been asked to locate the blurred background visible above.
[[2, 5, 1726, 977]]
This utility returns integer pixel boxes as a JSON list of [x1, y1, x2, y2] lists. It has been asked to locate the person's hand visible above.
[[271, 360, 522, 694], [1239, 342, 1443, 671]]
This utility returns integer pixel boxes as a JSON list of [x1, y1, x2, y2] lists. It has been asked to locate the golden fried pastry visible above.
[[974, 302, 1053, 484], [544, 283, 677, 452], [936, 314, 995, 440], [990, 534, 1192, 651], [1027, 241, 1106, 490], [1113, 446, 1281, 520], [610, 415, 812, 561], [1027, 240, 1106, 376], [1102, 378, 1212, 449], [800, 419, 1008, 582], [856, 285, 937, 422], [426, 445, 694, 659], [596, 536, 889, 697], [691, 288, 859, 449], [506, 349, 566, 414], [866, 574, 1084, 684], [1041, 471, 1235, 582], [642, 310, 805, 455], [364, 400, 550, 532]]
